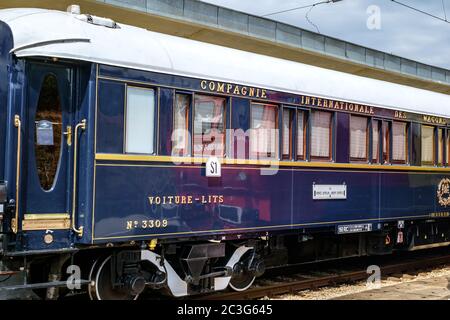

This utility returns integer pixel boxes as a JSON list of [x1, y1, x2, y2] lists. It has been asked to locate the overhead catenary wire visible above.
[[261, 0, 343, 34], [261, 0, 332, 17], [305, 5, 321, 33], [390, 0, 449, 24], [443, 0, 448, 21]]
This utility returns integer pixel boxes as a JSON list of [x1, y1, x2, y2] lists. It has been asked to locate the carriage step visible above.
[[0, 279, 90, 291]]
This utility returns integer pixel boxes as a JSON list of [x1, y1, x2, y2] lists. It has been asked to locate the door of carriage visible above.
[[17, 61, 78, 235]]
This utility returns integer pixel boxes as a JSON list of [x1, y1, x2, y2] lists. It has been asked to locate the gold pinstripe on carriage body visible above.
[[92, 214, 432, 241], [94, 153, 450, 172]]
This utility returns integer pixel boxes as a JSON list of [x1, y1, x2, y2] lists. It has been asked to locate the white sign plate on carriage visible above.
[[206, 156, 221, 177], [313, 184, 347, 200], [337, 223, 372, 234]]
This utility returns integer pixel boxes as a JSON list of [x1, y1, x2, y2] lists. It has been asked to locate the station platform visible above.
[[334, 275, 450, 300]]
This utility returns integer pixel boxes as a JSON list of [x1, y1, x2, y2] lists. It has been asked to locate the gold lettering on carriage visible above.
[[201, 80, 267, 99], [148, 195, 224, 205], [125, 195, 225, 231], [394, 111, 407, 119], [423, 115, 446, 125], [430, 212, 450, 218], [126, 219, 169, 230], [302, 95, 375, 116]]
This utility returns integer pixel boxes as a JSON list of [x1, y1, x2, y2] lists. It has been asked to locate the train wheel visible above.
[[229, 274, 256, 292], [88, 255, 140, 300], [228, 252, 256, 292]]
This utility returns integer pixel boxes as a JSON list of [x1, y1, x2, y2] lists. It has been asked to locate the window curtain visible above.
[[282, 109, 291, 157], [125, 87, 155, 154], [251, 104, 277, 158], [350, 116, 367, 160], [172, 94, 190, 155], [297, 111, 304, 159], [392, 122, 407, 162], [193, 95, 225, 156], [447, 133, 449, 165], [421, 126, 434, 164], [438, 129, 443, 165], [383, 122, 390, 163], [372, 121, 380, 162], [310, 111, 331, 158]]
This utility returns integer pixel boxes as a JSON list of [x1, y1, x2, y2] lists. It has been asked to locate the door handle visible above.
[[12, 115, 21, 233], [63, 125, 72, 146], [71, 119, 86, 237]]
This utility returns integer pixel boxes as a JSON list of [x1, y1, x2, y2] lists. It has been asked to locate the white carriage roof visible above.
[[0, 8, 449, 118]]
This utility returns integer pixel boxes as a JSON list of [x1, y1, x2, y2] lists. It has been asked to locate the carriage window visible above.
[[421, 125, 435, 165], [250, 103, 278, 159], [172, 94, 191, 156], [125, 87, 155, 154], [382, 121, 390, 163], [447, 131, 450, 166], [372, 120, 381, 163], [310, 111, 332, 160], [350, 116, 368, 161], [297, 111, 306, 160], [282, 109, 293, 159], [392, 121, 407, 163], [438, 128, 444, 166], [193, 95, 225, 157], [35, 74, 62, 191]]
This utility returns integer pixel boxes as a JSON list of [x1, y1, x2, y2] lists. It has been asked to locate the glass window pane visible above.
[[447, 131, 450, 165], [350, 116, 367, 160], [392, 122, 407, 162], [297, 111, 305, 159], [383, 122, 390, 163], [282, 109, 292, 158], [438, 129, 443, 166], [250, 104, 278, 159], [193, 95, 225, 157], [421, 125, 434, 165], [310, 111, 331, 159], [125, 87, 155, 154], [172, 94, 190, 156], [34, 74, 63, 191], [372, 120, 380, 163]]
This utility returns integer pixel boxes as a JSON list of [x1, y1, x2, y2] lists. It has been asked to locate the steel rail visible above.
[[201, 254, 450, 300]]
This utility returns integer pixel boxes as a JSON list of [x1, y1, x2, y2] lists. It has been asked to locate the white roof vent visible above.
[[67, 5, 81, 15], [75, 14, 119, 29], [67, 4, 118, 29]]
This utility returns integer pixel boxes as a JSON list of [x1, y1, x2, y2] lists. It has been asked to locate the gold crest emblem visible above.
[[437, 178, 450, 207]]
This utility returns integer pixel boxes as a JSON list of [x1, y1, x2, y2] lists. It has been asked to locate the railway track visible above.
[[200, 250, 450, 300], [60, 248, 450, 300]]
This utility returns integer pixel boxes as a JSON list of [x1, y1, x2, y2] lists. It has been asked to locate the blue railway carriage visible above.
[[0, 7, 450, 299]]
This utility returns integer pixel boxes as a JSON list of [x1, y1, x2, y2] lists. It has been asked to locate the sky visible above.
[[200, 0, 450, 70]]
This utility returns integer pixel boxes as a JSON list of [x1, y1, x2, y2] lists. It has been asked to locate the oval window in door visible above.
[[34, 74, 63, 191]]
